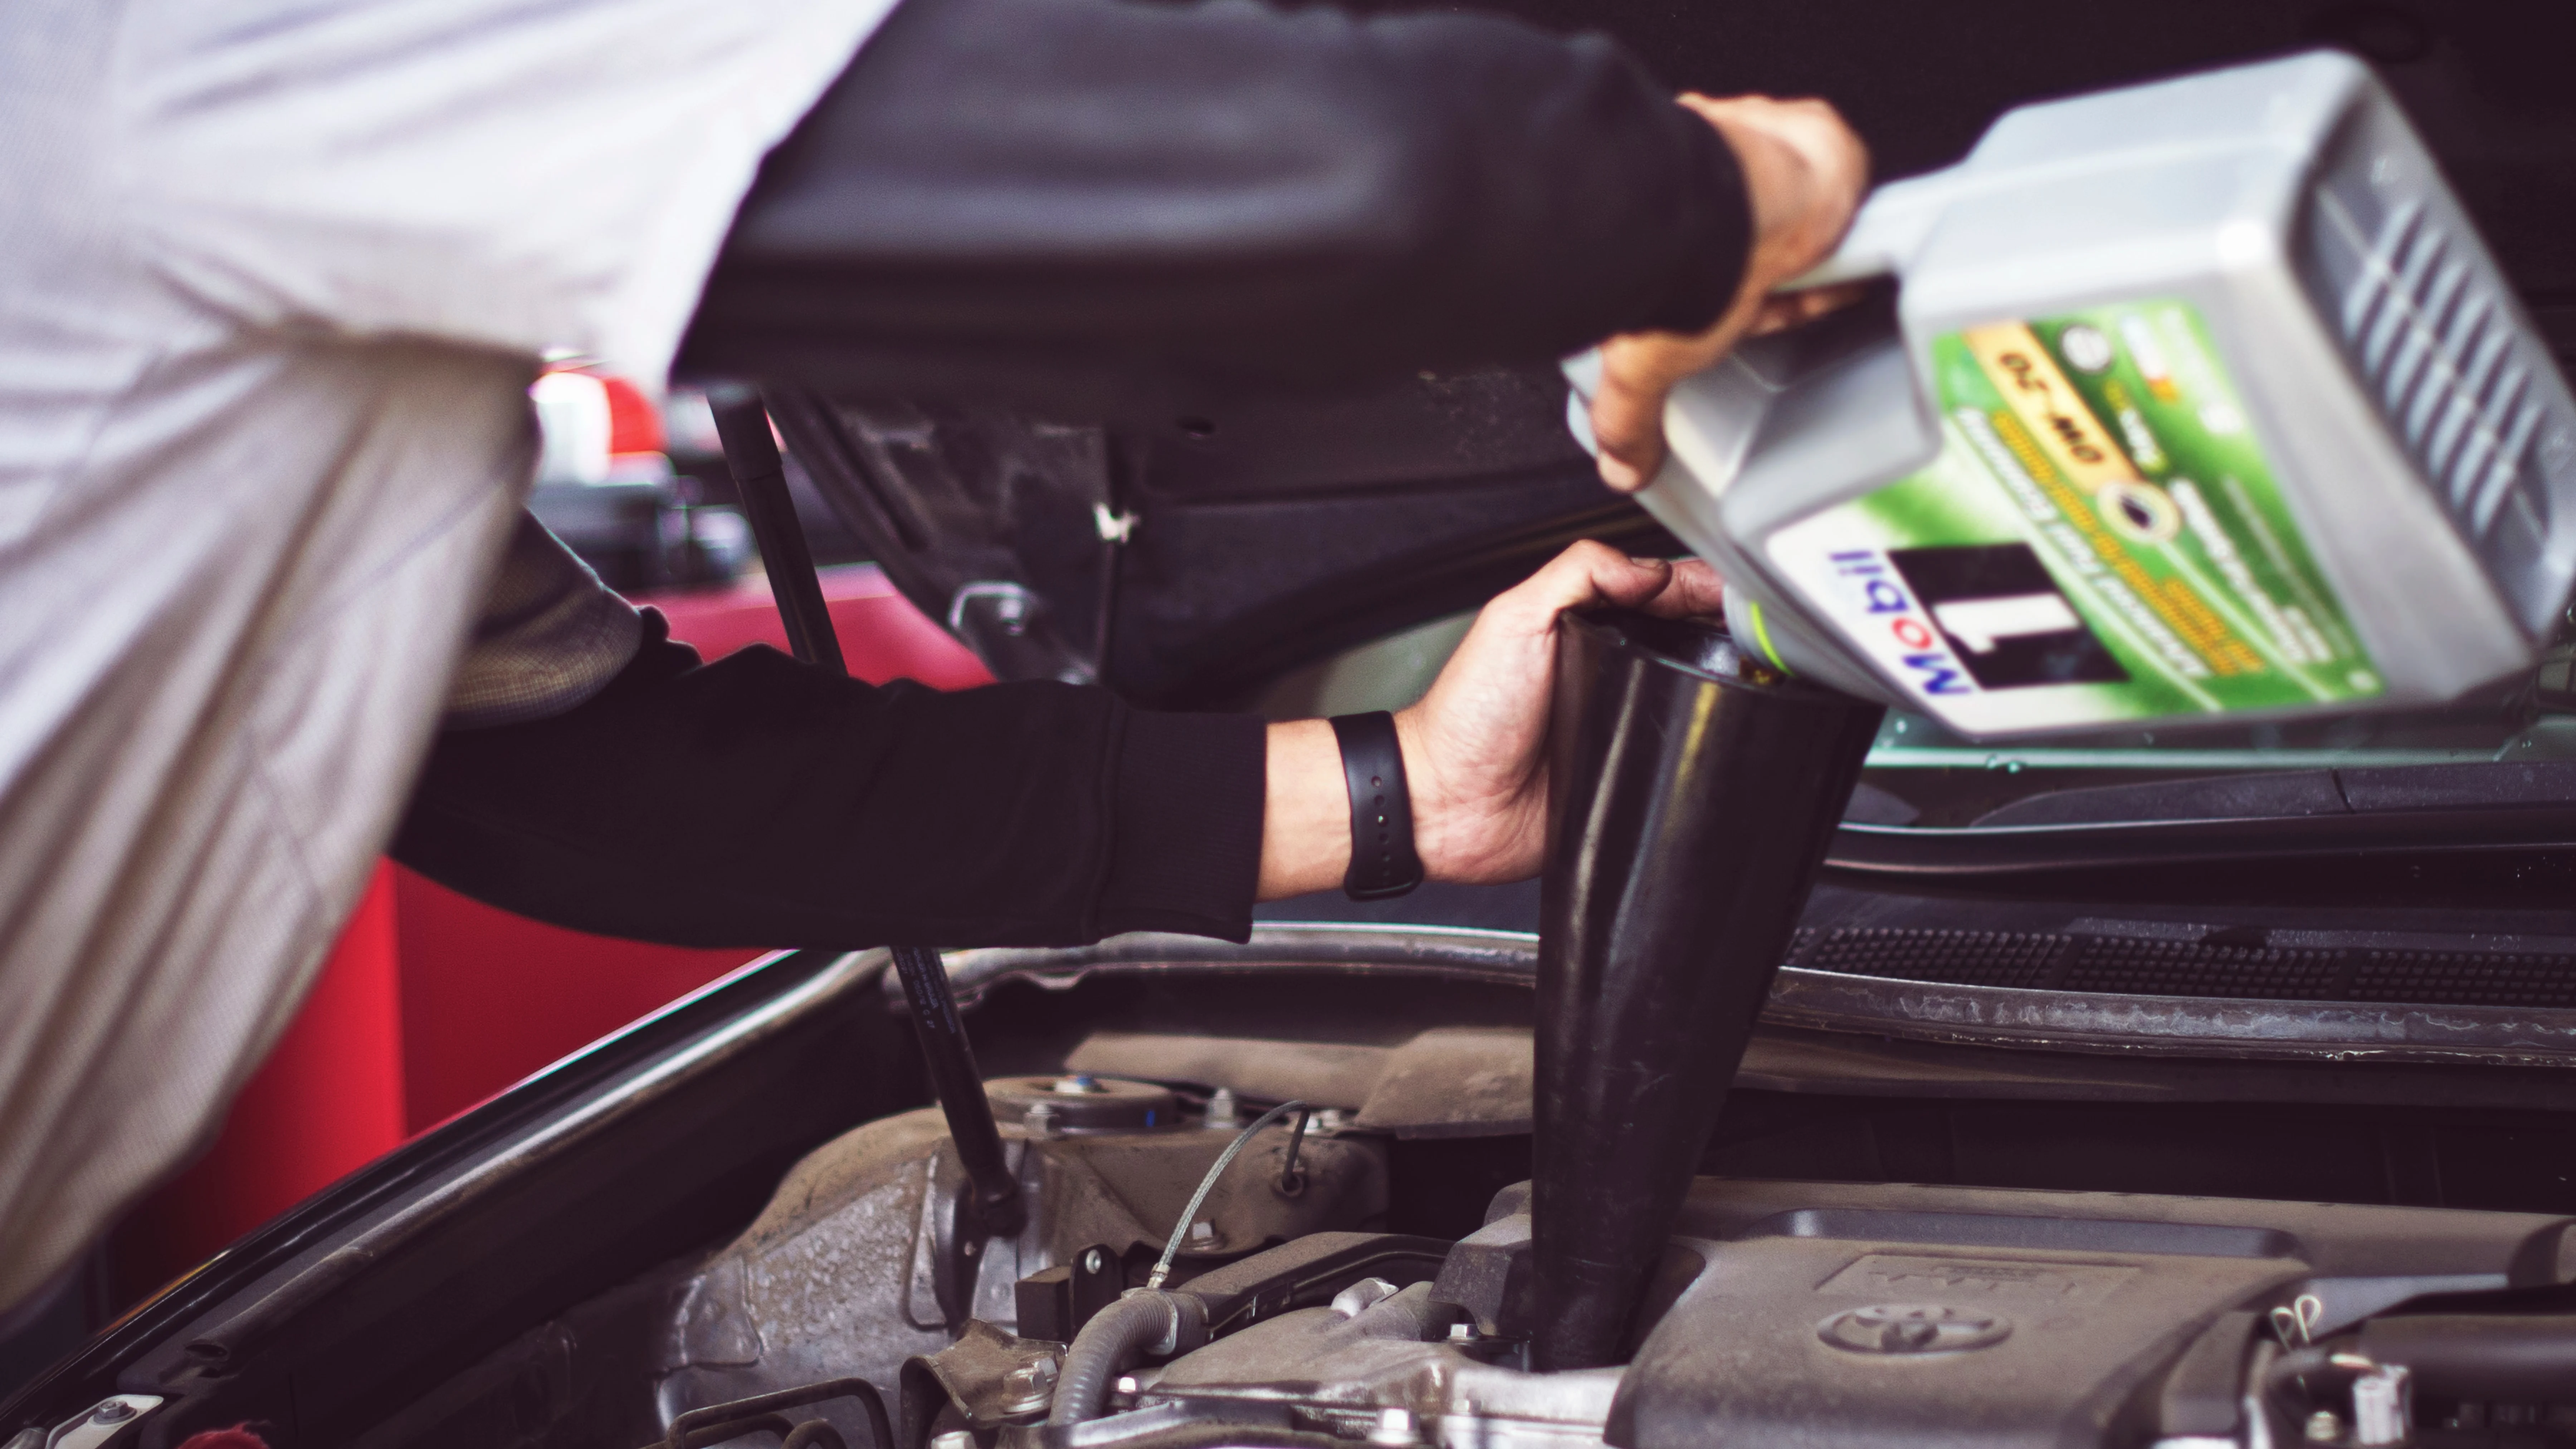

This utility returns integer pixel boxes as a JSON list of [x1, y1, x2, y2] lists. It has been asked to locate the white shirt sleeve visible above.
[[111, 0, 903, 384]]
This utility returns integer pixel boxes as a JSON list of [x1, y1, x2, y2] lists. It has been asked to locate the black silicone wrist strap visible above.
[[1330, 712, 1424, 901]]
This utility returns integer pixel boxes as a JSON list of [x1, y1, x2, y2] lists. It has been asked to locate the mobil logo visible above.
[[1828, 549, 1975, 697]]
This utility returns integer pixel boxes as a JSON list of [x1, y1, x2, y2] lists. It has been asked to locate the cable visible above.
[[1146, 1099, 1309, 1291]]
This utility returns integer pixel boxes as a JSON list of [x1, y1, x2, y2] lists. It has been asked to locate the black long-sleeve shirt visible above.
[[394, 0, 1752, 950], [396, 611, 1266, 946]]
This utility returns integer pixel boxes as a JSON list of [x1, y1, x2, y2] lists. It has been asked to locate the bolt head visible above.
[[92, 1402, 136, 1424], [1002, 1356, 1062, 1410], [1082, 1248, 1108, 1274]]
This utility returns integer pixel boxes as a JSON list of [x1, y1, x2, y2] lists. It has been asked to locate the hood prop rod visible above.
[[711, 386, 1027, 1266]]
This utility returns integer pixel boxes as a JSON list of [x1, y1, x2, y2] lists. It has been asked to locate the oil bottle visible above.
[[1568, 51, 2576, 739]]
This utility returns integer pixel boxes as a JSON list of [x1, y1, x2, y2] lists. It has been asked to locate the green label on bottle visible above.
[[1765, 299, 2380, 733]]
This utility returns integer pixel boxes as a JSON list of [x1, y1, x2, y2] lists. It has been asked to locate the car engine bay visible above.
[[317, 609, 2576, 1449], [370, 1026, 2576, 1449], [18, 9, 2576, 1448], [32, 574, 2576, 1449]]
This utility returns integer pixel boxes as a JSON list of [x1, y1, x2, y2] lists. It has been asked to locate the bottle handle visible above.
[[1776, 169, 1958, 291]]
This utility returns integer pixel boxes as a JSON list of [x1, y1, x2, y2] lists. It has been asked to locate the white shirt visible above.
[[0, 0, 898, 1309]]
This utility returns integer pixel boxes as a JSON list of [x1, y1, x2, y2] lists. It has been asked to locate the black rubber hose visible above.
[[2357, 1314, 2576, 1399], [1049, 1294, 1186, 1426]]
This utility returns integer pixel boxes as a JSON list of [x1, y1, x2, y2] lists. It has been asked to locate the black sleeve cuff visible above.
[[1638, 108, 1756, 336], [1095, 711, 1268, 942]]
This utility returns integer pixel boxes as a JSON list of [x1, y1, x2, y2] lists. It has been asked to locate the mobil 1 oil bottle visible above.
[[1566, 50, 2576, 740]]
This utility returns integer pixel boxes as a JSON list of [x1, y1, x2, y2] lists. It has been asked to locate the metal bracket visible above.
[[44, 1396, 160, 1449]]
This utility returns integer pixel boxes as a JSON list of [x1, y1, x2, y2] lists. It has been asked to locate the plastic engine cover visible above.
[[1595, 1178, 2576, 1449]]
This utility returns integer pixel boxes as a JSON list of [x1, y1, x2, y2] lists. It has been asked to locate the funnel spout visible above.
[[1530, 609, 1882, 1372]]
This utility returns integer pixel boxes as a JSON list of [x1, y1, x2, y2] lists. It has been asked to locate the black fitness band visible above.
[[1330, 712, 1424, 901]]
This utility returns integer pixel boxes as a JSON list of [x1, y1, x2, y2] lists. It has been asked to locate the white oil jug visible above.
[[1569, 52, 2576, 738]]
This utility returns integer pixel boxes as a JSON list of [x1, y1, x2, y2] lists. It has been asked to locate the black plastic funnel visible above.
[[1530, 609, 1884, 1372]]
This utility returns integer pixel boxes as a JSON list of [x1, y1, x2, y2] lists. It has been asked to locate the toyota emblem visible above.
[[1818, 1304, 2012, 1355]]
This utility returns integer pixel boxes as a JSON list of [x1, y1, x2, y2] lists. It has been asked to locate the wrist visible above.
[[1256, 718, 1348, 901], [1257, 709, 1465, 900], [1679, 94, 1865, 305], [1393, 705, 1469, 884]]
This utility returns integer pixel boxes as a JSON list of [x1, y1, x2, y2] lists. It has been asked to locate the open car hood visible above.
[[756, 4, 2575, 712], [762, 370, 1666, 708]]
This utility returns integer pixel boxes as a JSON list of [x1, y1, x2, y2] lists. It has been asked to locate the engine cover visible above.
[[1135, 1178, 2576, 1449], [1613, 1179, 2574, 1449]]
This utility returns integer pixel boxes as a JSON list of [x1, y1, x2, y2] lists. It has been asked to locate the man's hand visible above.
[[1258, 542, 1725, 898], [1590, 94, 1869, 492]]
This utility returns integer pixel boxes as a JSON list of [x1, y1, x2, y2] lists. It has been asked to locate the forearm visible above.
[[392, 618, 1266, 948], [1259, 719, 1346, 900], [400, 545, 1725, 942], [678, 0, 1751, 391]]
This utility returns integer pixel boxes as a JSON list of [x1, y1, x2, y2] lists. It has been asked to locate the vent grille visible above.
[[2349, 950, 2576, 1009], [1804, 928, 2061, 989], [2294, 114, 2576, 631], [2059, 938, 2343, 999], [2319, 195, 2546, 543], [1794, 926, 2576, 1009]]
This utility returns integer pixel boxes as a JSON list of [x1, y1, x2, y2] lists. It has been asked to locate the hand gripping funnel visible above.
[[1530, 610, 1883, 1372]]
